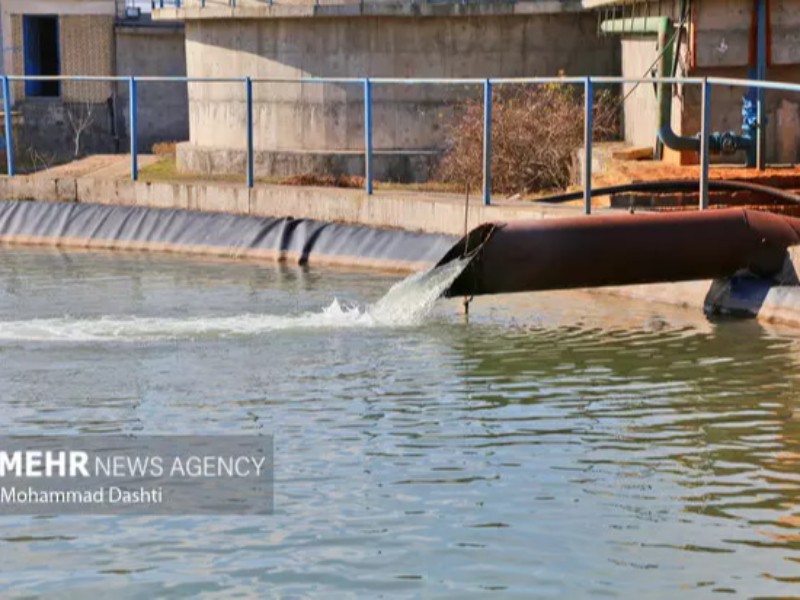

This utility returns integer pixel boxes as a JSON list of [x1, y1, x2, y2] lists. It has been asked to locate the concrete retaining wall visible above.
[[5, 173, 800, 327], [177, 11, 619, 178], [177, 147, 439, 182], [0, 174, 578, 236]]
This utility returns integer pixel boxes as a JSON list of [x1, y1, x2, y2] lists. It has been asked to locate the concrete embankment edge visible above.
[[4, 177, 800, 328], [0, 175, 580, 237]]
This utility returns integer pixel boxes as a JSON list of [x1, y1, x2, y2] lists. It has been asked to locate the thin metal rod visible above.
[[7, 74, 785, 88], [6, 75, 130, 82], [699, 78, 711, 210], [756, 0, 767, 171], [129, 77, 138, 181], [245, 76, 254, 188], [584, 77, 593, 215], [364, 78, 373, 195], [707, 77, 800, 93], [2, 76, 14, 177], [482, 79, 492, 206]]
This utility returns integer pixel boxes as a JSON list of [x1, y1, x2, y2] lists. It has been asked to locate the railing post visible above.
[[129, 77, 138, 181], [699, 78, 711, 210], [245, 77, 254, 188], [2, 76, 15, 177], [482, 79, 492, 206], [756, 0, 767, 171], [583, 76, 593, 215], [364, 78, 373, 195]]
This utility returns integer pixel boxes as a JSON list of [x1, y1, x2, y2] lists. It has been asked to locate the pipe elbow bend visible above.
[[658, 126, 700, 152]]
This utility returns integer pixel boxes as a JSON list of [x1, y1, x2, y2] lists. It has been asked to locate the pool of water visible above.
[[0, 247, 799, 598]]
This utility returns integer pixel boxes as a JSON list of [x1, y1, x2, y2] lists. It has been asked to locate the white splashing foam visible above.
[[0, 259, 468, 342]]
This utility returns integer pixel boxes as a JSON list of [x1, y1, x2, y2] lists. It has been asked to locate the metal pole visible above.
[[364, 78, 373, 195], [756, 0, 767, 171], [129, 77, 138, 181], [583, 77, 593, 215], [2, 76, 14, 177], [482, 79, 492, 206], [245, 77, 254, 188], [699, 78, 711, 210]]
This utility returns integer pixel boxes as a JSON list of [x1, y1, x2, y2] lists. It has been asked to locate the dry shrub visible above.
[[152, 141, 178, 156], [437, 84, 619, 194]]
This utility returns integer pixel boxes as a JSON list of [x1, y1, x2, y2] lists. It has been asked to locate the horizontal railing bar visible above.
[[591, 76, 705, 85], [491, 77, 587, 84], [131, 76, 247, 83], [369, 78, 484, 85], [250, 77, 364, 84], [8, 75, 800, 94], [7, 75, 130, 82], [707, 76, 800, 93]]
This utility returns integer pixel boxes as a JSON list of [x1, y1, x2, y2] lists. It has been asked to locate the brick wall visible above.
[[60, 15, 115, 104], [10, 15, 23, 101]]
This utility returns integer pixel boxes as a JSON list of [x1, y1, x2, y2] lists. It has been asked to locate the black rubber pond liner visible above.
[[440, 208, 800, 298], [0, 200, 457, 272], [535, 180, 800, 205]]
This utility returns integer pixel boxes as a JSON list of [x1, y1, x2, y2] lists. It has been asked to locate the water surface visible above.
[[0, 248, 799, 598]]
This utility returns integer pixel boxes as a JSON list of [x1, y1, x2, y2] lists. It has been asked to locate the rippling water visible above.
[[1, 248, 799, 598]]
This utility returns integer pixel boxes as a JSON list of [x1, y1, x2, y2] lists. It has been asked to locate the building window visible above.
[[23, 15, 61, 98]]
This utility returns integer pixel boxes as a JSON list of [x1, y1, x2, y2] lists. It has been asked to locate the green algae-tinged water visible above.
[[0, 248, 799, 598]]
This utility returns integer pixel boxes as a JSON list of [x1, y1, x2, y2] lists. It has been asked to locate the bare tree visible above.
[[66, 103, 96, 158], [26, 146, 57, 173]]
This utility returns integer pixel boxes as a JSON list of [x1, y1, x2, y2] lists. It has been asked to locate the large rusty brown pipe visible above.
[[440, 209, 800, 297]]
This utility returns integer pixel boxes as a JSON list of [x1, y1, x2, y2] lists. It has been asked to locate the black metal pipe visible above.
[[535, 179, 800, 205]]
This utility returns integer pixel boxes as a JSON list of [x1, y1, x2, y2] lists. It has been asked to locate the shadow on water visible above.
[[442, 315, 800, 548]]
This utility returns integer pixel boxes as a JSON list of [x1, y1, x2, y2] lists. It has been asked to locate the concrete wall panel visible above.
[[115, 24, 190, 151], [181, 12, 619, 173], [620, 37, 660, 150]]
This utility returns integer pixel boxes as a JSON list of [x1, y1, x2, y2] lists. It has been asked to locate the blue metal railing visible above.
[[2, 74, 799, 213], [363, 78, 373, 195], [482, 79, 492, 206]]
